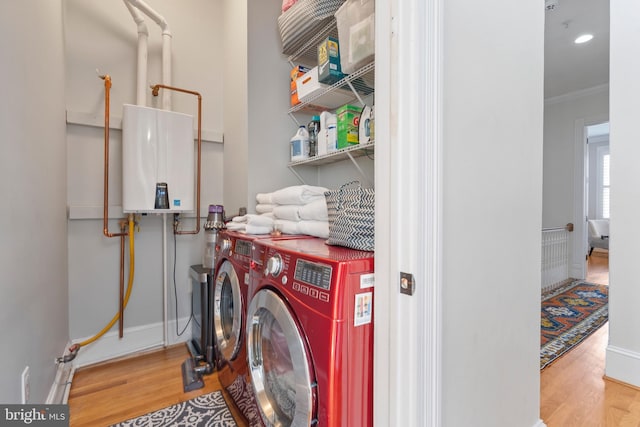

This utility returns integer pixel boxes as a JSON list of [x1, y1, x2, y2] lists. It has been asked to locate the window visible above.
[[597, 148, 610, 219]]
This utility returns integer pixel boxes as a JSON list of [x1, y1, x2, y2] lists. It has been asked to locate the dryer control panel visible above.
[[294, 260, 332, 290]]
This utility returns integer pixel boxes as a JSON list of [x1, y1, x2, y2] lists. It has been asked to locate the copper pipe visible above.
[[151, 83, 202, 235], [100, 74, 127, 238]]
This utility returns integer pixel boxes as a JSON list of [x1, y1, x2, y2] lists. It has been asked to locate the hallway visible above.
[[540, 249, 640, 426]]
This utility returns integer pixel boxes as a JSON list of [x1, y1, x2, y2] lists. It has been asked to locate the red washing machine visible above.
[[247, 237, 375, 427], [213, 230, 312, 426]]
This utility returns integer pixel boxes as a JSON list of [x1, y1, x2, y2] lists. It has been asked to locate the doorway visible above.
[[586, 122, 610, 285]]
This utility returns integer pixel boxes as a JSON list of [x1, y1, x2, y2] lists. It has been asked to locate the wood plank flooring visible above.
[[68, 249, 640, 427], [68, 345, 248, 427], [540, 250, 640, 427]]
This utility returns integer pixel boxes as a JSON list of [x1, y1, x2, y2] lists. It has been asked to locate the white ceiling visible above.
[[544, 0, 610, 99]]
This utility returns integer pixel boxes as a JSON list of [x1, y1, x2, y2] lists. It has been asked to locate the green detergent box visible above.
[[336, 104, 361, 149], [318, 37, 345, 84]]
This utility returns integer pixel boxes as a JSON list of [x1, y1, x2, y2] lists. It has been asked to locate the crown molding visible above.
[[545, 83, 609, 106]]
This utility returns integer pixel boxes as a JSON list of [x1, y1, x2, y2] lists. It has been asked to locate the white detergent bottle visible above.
[[290, 125, 309, 162], [326, 113, 338, 153], [318, 111, 331, 156]]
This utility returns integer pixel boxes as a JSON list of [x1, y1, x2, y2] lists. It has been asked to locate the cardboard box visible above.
[[318, 37, 345, 84], [290, 65, 310, 106], [336, 104, 361, 149]]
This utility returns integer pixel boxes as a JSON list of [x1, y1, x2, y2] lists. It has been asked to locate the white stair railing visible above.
[[541, 224, 573, 291]]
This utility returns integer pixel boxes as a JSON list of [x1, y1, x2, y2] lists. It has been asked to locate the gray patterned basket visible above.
[[324, 181, 374, 251], [278, 0, 346, 55]]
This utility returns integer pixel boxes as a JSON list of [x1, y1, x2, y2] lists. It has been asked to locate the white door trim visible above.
[[373, 0, 442, 425]]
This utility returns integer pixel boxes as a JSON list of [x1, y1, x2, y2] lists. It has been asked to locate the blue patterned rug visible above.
[[110, 391, 237, 427]]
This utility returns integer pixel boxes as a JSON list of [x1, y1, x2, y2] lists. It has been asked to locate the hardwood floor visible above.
[[586, 249, 609, 285], [541, 249, 640, 427], [67, 345, 248, 427]]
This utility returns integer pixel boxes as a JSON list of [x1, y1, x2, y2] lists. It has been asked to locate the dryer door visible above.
[[247, 288, 316, 427], [213, 260, 243, 362]]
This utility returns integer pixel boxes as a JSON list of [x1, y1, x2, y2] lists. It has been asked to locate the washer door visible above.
[[247, 288, 315, 427], [213, 260, 243, 362]]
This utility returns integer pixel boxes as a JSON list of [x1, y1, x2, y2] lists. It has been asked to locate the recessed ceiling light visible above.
[[575, 34, 594, 44]]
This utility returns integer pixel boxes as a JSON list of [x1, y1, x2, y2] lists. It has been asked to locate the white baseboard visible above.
[[532, 419, 548, 427], [71, 317, 192, 368], [606, 345, 640, 387], [46, 342, 76, 404]]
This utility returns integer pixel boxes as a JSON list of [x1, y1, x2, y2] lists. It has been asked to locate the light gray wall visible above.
[[247, 0, 305, 207], [63, 0, 224, 364], [542, 88, 609, 228], [222, 0, 249, 216], [0, 1, 69, 403], [607, 0, 640, 387], [441, 0, 543, 425]]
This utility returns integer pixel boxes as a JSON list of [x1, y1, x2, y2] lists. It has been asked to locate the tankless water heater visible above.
[[122, 104, 195, 213]]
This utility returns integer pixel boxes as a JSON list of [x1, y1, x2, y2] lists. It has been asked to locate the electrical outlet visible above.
[[21, 366, 30, 404]]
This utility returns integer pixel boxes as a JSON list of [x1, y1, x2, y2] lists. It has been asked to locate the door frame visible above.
[[572, 115, 609, 280]]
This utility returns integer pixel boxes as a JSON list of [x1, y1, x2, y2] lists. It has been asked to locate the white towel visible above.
[[298, 220, 329, 238], [256, 203, 276, 214], [226, 222, 246, 231], [298, 198, 328, 221], [274, 219, 301, 235], [272, 185, 329, 205], [245, 224, 272, 235], [273, 205, 301, 221], [256, 192, 274, 204], [225, 222, 272, 235], [231, 214, 274, 228]]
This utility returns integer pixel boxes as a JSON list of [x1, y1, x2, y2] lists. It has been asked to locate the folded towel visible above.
[[256, 203, 276, 214], [298, 220, 329, 238], [272, 185, 329, 205], [298, 198, 328, 221], [226, 222, 246, 231], [224, 222, 272, 235], [245, 224, 272, 235], [256, 192, 274, 204], [273, 205, 301, 221], [231, 214, 274, 228], [274, 219, 301, 235]]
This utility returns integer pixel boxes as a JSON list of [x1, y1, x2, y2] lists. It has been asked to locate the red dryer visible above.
[[247, 237, 375, 426]]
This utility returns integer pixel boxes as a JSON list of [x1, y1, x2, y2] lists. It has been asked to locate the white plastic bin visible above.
[[335, 0, 375, 74], [296, 66, 355, 108]]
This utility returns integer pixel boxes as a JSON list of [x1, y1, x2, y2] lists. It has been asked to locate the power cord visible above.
[[173, 229, 193, 337]]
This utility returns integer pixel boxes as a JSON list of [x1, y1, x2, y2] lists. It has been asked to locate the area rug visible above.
[[540, 280, 608, 370], [110, 390, 237, 427]]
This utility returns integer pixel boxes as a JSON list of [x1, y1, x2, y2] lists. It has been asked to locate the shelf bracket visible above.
[[287, 165, 307, 184], [347, 151, 373, 187], [346, 80, 366, 106], [288, 112, 300, 127]]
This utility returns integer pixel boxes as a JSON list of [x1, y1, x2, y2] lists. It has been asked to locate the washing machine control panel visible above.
[[265, 254, 284, 277], [294, 260, 332, 290]]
